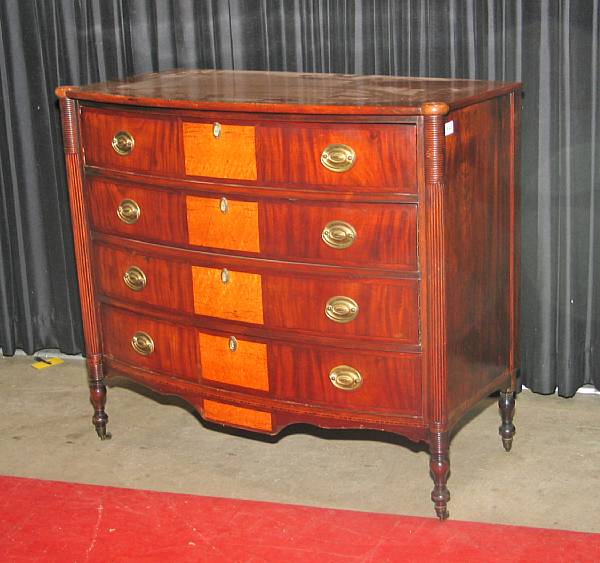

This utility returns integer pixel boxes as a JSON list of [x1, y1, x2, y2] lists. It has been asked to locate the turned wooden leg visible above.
[[429, 431, 450, 520], [88, 357, 111, 440], [498, 389, 516, 451]]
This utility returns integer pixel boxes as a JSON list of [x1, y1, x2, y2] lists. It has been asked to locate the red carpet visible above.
[[0, 476, 598, 562]]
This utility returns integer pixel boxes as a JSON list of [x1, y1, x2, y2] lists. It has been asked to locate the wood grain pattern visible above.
[[96, 242, 419, 345], [423, 113, 448, 428], [94, 243, 195, 315], [508, 91, 522, 378], [262, 275, 419, 344], [203, 399, 272, 431], [59, 70, 521, 115], [199, 333, 269, 391], [81, 107, 180, 175], [88, 179, 417, 269], [101, 305, 421, 415], [183, 122, 257, 180], [268, 343, 422, 415], [258, 123, 417, 191], [186, 195, 260, 252], [61, 105, 101, 357], [258, 199, 418, 270], [101, 306, 199, 382], [444, 97, 513, 420], [88, 179, 188, 244], [60, 96, 110, 439], [192, 266, 264, 324]]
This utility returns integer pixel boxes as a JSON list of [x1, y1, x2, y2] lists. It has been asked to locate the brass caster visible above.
[[435, 507, 449, 521], [95, 427, 112, 441]]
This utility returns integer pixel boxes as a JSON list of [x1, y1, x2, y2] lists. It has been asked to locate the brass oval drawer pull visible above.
[[123, 266, 147, 292], [112, 130, 135, 155], [322, 220, 357, 249], [228, 336, 238, 352], [325, 296, 359, 323], [329, 365, 363, 391], [320, 143, 356, 173], [131, 331, 154, 356], [117, 199, 141, 224]]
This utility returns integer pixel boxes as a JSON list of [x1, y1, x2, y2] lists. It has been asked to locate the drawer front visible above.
[[87, 180, 188, 243], [186, 194, 260, 253], [101, 306, 422, 417], [94, 244, 195, 315], [88, 179, 418, 269], [82, 107, 416, 192], [199, 333, 269, 391], [101, 306, 199, 382], [81, 108, 180, 175], [94, 244, 419, 345], [257, 123, 417, 192]]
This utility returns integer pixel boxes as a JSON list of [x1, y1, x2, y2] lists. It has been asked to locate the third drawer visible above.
[[93, 241, 420, 346]]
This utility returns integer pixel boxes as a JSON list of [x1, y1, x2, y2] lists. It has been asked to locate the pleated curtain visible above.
[[0, 0, 598, 396]]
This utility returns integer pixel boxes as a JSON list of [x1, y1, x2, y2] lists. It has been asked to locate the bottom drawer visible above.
[[101, 306, 423, 420]]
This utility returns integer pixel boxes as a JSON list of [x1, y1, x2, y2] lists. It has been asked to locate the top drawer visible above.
[[81, 108, 181, 176], [80, 107, 417, 193]]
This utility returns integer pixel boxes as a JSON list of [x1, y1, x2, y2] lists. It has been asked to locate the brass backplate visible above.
[[322, 220, 357, 249], [123, 266, 147, 291], [320, 143, 356, 173], [112, 130, 135, 155], [131, 331, 154, 356], [329, 365, 363, 391], [117, 199, 140, 224], [325, 295, 359, 323]]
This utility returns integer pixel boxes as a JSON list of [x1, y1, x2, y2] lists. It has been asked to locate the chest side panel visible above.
[[444, 95, 514, 420]]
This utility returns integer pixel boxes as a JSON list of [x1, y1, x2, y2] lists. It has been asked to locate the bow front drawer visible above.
[[88, 179, 418, 270], [257, 122, 418, 192], [101, 305, 423, 418], [81, 105, 417, 192], [93, 243, 420, 346], [80, 108, 180, 175]]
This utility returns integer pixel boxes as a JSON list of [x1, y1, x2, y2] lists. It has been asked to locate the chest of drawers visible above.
[[57, 70, 521, 519]]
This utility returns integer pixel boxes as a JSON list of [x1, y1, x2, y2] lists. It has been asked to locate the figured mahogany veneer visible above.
[[81, 107, 417, 192], [81, 108, 180, 175], [88, 178, 418, 269], [57, 70, 522, 520], [256, 123, 417, 191], [93, 242, 420, 345], [101, 305, 422, 416]]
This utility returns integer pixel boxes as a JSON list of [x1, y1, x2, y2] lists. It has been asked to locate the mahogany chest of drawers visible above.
[[57, 70, 522, 519]]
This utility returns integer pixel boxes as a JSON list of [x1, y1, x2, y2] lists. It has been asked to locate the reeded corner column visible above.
[[422, 101, 450, 520], [56, 87, 110, 440]]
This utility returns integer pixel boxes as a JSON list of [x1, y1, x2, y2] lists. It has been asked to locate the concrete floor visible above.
[[1, 355, 599, 533]]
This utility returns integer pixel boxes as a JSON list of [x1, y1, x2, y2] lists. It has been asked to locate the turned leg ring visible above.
[[498, 390, 516, 452], [429, 431, 450, 520]]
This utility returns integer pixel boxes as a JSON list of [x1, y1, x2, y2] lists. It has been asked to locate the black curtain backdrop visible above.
[[0, 1, 598, 396]]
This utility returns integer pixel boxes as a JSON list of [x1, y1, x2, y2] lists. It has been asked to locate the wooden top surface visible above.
[[57, 69, 521, 115]]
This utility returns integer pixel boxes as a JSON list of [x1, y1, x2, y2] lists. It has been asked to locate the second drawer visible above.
[[94, 242, 420, 345], [87, 178, 418, 270]]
